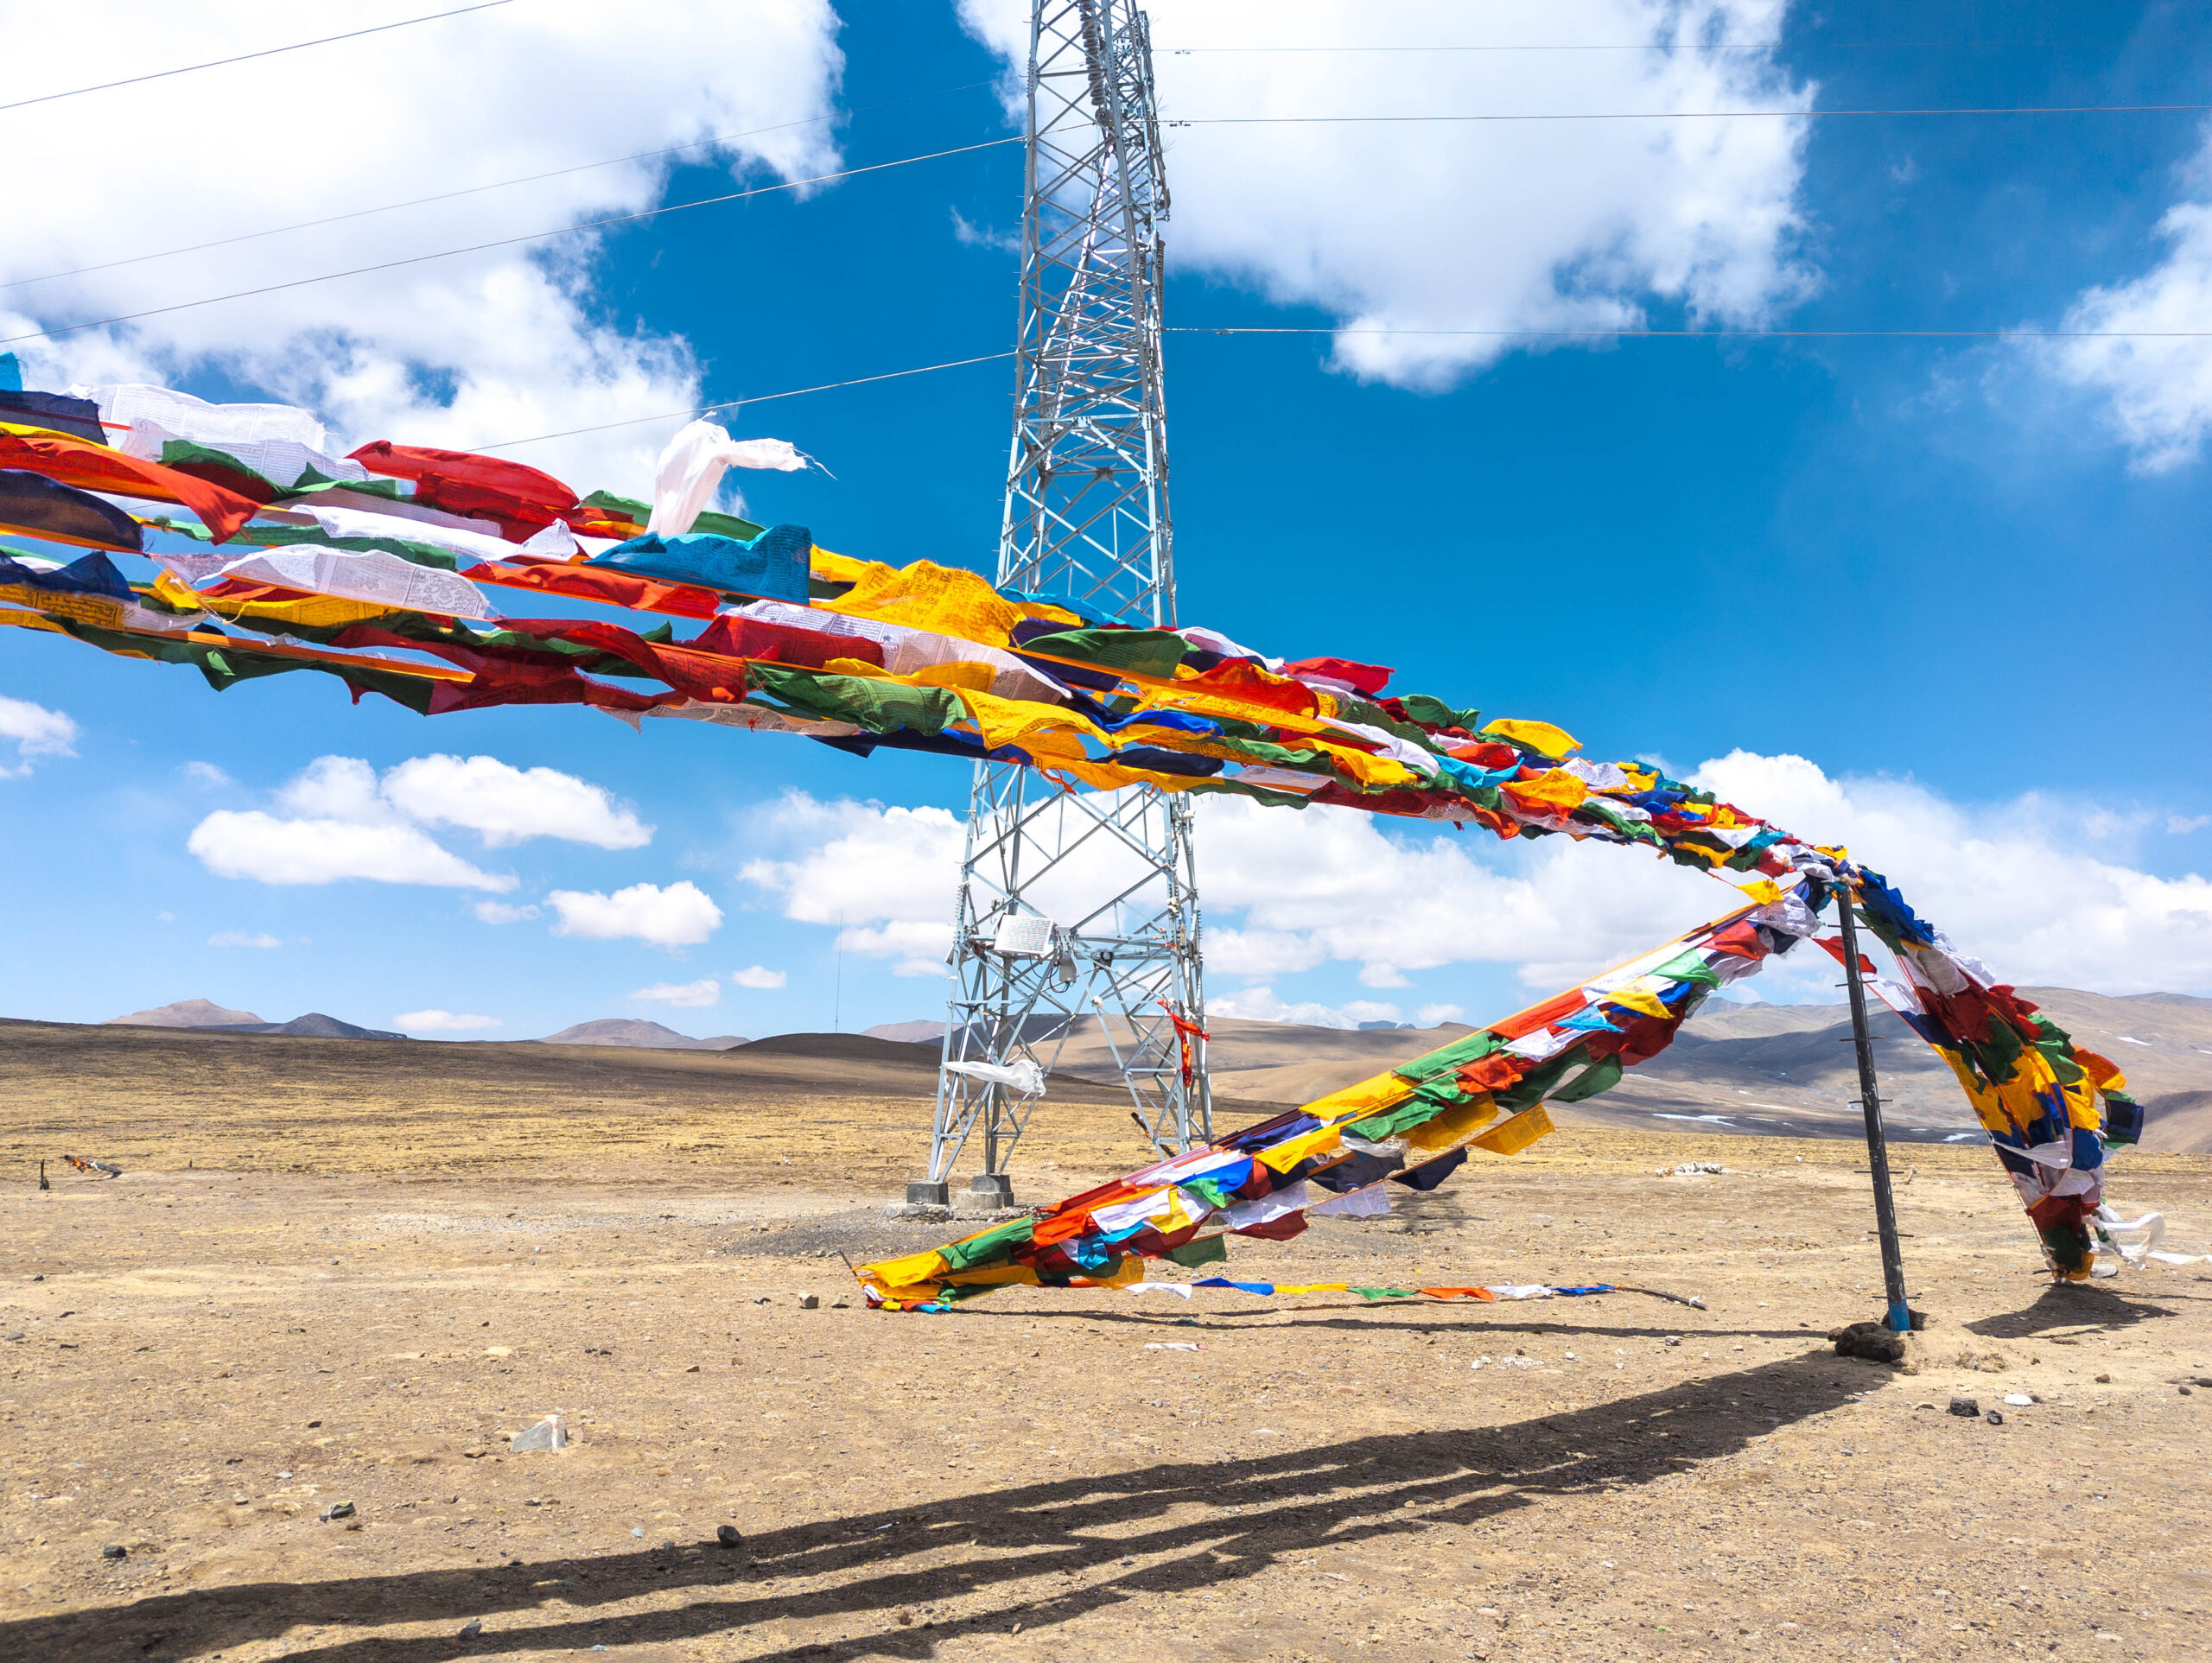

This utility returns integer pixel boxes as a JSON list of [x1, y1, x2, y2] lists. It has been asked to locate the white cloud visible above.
[[276, 755, 390, 822], [739, 792, 968, 974], [1212, 987, 1403, 1029], [207, 930, 282, 949], [188, 752, 660, 892], [2171, 815, 2210, 836], [730, 965, 788, 989], [397, 1009, 501, 1031], [1414, 1003, 1465, 1027], [961, 0, 1814, 389], [381, 753, 652, 849], [474, 900, 543, 924], [736, 751, 2212, 1012], [950, 207, 1020, 252], [1205, 928, 1325, 978], [2037, 129, 2212, 471], [1687, 751, 2212, 996], [181, 760, 232, 787], [630, 978, 722, 1007], [548, 880, 722, 949], [1, 2, 844, 490], [0, 695, 79, 775], [189, 809, 514, 891]]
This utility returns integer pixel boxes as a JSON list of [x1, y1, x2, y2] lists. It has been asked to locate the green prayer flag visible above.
[[1164, 1234, 1228, 1268], [1548, 1053, 1624, 1104], [936, 1216, 1036, 1273], [1649, 949, 1723, 989], [1018, 626, 1188, 680]]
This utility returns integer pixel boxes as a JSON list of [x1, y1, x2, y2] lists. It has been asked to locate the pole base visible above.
[[963, 1171, 1015, 1208], [905, 1180, 950, 1207]]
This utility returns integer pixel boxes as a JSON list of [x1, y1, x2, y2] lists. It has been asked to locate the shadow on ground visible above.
[[1963, 1281, 2185, 1339], [9, 1348, 1896, 1663]]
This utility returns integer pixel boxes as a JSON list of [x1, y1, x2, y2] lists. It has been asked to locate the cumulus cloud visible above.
[[1205, 928, 1325, 979], [630, 978, 723, 1007], [739, 792, 968, 975], [0, 695, 79, 775], [381, 754, 652, 849], [959, 0, 1814, 388], [730, 965, 789, 989], [474, 900, 542, 924], [1, 2, 844, 490], [548, 881, 722, 949], [188, 752, 658, 891], [745, 755, 2212, 1014], [397, 1010, 501, 1031], [207, 930, 282, 949], [190, 809, 513, 891], [1688, 751, 2212, 995], [2036, 129, 2212, 471], [1211, 987, 1404, 1029]]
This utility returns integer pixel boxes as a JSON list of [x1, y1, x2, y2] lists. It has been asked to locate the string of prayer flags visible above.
[[0, 373, 2146, 1283]]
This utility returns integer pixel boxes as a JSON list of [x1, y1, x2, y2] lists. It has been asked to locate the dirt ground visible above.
[[4, 1040, 2212, 1662]]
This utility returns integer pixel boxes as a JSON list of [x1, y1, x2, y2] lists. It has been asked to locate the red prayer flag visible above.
[[0, 428, 257, 542], [349, 441, 577, 539]]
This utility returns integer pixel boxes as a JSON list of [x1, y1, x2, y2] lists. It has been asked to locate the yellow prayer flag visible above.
[[1402, 1095, 1500, 1153], [1471, 1102, 1555, 1156], [1482, 717, 1581, 757]]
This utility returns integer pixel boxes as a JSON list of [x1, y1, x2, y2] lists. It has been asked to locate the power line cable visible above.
[[474, 319, 2212, 453], [1163, 40, 2152, 54], [0, 2, 518, 115], [2, 78, 999, 295], [0, 137, 1020, 348], [469, 352, 1016, 452], [1171, 325, 2212, 339], [1174, 103, 2212, 126]]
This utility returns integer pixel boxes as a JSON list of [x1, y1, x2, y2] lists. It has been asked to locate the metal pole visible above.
[[1835, 877, 1913, 1333]]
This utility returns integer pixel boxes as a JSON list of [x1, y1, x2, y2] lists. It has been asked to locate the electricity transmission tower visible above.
[[911, 0, 1206, 1208]]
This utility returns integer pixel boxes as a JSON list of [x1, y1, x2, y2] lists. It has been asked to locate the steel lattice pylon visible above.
[[912, 0, 1205, 1208]]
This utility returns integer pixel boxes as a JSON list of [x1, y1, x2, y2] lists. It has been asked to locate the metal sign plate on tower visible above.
[[912, 0, 1206, 1209]]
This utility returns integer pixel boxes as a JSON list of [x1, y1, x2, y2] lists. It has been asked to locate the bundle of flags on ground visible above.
[[0, 358, 2145, 1285]]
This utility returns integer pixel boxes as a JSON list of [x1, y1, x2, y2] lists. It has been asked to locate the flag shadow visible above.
[[7, 1349, 1886, 1661]]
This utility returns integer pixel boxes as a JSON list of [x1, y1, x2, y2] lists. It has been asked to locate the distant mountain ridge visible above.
[[108, 998, 264, 1029], [106, 1000, 402, 1040], [535, 1019, 747, 1051]]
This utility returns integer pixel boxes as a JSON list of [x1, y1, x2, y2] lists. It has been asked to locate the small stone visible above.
[[101, 1544, 126, 1560], [716, 1524, 742, 1548], [830, 1297, 851, 1309], [511, 1415, 568, 1452], [631, 1527, 644, 1538], [685, 1364, 701, 1374], [753, 1296, 771, 1304], [459, 1618, 482, 1638], [2182, 1386, 2194, 1396], [1948, 1396, 1979, 1418], [1985, 1409, 2005, 1425], [2095, 1373, 2113, 1384], [2002, 1394, 2033, 1407], [320, 1501, 356, 1521], [798, 1293, 819, 1311], [895, 1608, 915, 1626]]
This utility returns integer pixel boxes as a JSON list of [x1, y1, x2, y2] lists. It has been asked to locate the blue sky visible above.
[[3, 0, 2210, 1039]]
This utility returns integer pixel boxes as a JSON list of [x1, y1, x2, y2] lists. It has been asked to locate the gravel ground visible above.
[[3, 1127, 2210, 1663]]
